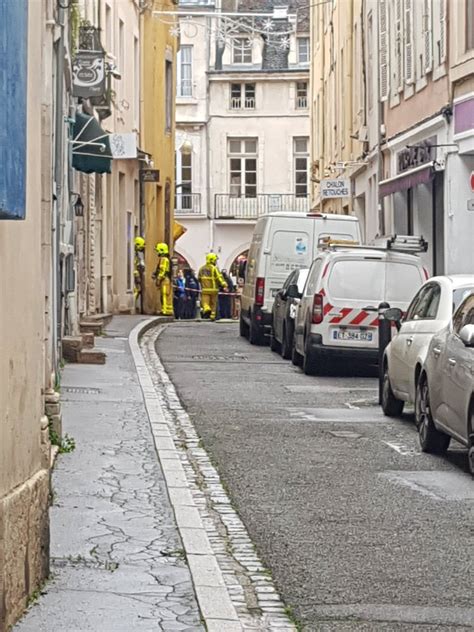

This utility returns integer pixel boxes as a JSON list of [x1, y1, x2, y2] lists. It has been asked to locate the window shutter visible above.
[[424, 0, 433, 72], [379, 0, 389, 101], [404, 0, 414, 85], [395, 0, 402, 93], [439, 0, 446, 63]]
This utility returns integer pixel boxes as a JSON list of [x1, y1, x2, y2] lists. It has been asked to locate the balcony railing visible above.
[[296, 96, 308, 109], [215, 194, 309, 219], [175, 193, 202, 215], [230, 96, 256, 109]]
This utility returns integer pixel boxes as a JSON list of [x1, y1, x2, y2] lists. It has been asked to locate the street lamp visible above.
[[72, 194, 84, 217], [179, 139, 193, 156]]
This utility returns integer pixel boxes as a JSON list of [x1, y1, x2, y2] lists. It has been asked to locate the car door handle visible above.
[[432, 347, 441, 358], [406, 336, 414, 346], [448, 358, 457, 367]]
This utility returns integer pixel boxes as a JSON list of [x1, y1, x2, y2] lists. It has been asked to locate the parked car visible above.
[[415, 292, 474, 474], [270, 267, 309, 359], [382, 275, 474, 416], [240, 212, 362, 345], [293, 238, 427, 375]]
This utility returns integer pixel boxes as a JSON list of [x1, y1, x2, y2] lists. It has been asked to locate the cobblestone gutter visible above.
[[132, 321, 296, 632]]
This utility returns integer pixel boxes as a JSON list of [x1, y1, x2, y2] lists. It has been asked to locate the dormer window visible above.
[[297, 37, 310, 64], [233, 37, 252, 64]]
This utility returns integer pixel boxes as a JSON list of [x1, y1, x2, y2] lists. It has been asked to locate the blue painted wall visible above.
[[0, 0, 28, 220]]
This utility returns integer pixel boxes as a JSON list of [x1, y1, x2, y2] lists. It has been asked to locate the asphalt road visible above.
[[156, 322, 474, 631]]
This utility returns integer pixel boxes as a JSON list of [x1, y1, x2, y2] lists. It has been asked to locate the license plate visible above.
[[332, 329, 373, 342]]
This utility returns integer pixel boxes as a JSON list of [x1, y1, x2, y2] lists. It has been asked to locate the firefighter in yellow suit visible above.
[[152, 243, 174, 316], [198, 253, 228, 321], [134, 237, 146, 304]]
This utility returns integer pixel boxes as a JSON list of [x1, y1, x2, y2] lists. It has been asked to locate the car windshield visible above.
[[453, 287, 474, 312]]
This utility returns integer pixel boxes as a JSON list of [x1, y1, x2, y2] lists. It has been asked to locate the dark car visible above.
[[270, 268, 309, 359]]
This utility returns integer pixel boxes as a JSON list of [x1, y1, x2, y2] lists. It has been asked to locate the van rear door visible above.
[[323, 256, 385, 349], [265, 227, 312, 308]]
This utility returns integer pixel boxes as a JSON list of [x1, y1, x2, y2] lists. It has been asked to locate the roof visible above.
[[261, 212, 360, 221], [431, 274, 474, 287]]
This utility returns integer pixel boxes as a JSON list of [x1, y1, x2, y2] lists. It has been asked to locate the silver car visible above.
[[416, 293, 474, 475]]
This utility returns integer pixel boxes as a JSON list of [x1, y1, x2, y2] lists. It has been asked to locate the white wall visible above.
[[445, 153, 474, 273]]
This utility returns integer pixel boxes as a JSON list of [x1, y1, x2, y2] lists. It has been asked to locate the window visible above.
[[178, 45, 193, 97], [175, 150, 193, 210], [230, 83, 255, 109], [296, 81, 308, 109], [0, 0, 28, 219], [127, 211, 133, 291], [228, 138, 257, 198], [165, 60, 173, 132], [405, 284, 437, 321], [297, 37, 310, 63], [453, 293, 474, 333], [233, 37, 252, 64], [294, 137, 309, 198], [118, 19, 125, 74], [467, 0, 474, 51], [134, 36, 139, 125], [305, 259, 324, 296]]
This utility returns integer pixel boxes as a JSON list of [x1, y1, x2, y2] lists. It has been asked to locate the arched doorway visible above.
[[174, 251, 192, 271], [229, 249, 248, 285]]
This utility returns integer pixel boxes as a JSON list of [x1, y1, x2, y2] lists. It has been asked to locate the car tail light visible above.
[[312, 293, 324, 324], [255, 277, 265, 306]]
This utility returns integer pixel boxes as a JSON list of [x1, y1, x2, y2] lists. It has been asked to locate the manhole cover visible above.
[[63, 386, 101, 395]]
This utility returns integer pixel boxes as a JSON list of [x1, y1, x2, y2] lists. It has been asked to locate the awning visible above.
[[379, 162, 435, 198], [173, 221, 187, 242], [72, 112, 112, 174]]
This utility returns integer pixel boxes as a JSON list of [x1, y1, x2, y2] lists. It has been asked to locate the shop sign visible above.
[[73, 50, 106, 98], [140, 169, 160, 183], [321, 179, 351, 198], [397, 136, 436, 174], [110, 133, 138, 159]]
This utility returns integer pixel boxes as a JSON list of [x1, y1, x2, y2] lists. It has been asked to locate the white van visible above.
[[293, 240, 427, 375], [240, 212, 362, 344]]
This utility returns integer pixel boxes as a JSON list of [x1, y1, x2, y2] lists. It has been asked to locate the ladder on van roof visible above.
[[317, 235, 429, 255]]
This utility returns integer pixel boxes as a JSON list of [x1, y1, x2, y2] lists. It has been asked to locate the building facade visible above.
[[174, 0, 310, 274], [141, 0, 178, 314], [1, 2, 54, 628]]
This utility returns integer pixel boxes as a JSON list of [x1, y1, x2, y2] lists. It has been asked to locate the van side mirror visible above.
[[286, 283, 301, 299], [384, 307, 403, 330], [459, 324, 474, 347]]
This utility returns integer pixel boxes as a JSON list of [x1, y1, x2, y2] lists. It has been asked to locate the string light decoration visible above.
[[152, 7, 308, 55]]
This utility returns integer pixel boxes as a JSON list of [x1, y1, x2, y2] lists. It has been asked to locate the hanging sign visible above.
[[140, 169, 160, 183], [72, 51, 106, 98], [321, 179, 351, 198], [110, 133, 138, 159]]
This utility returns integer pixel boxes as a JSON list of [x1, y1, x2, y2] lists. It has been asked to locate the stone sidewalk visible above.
[[15, 317, 204, 632]]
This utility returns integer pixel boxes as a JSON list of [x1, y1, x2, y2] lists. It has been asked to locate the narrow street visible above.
[[156, 321, 474, 631]]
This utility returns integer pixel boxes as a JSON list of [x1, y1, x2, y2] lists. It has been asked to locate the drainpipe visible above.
[[53, 2, 65, 376], [376, 1, 386, 236], [206, 13, 213, 252]]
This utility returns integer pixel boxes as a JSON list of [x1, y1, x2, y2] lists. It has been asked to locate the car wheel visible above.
[[249, 316, 265, 346], [281, 323, 292, 360], [303, 337, 324, 376], [270, 329, 281, 353], [239, 313, 249, 338], [416, 376, 451, 454], [291, 336, 303, 367], [468, 407, 474, 477], [381, 366, 404, 417]]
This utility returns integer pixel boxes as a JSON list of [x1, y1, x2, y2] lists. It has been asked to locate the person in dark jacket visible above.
[[184, 269, 200, 319], [218, 269, 235, 320], [174, 269, 187, 319]]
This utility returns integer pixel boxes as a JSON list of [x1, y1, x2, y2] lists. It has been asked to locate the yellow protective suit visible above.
[[154, 255, 174, 316], [198, 263, 227, 320]]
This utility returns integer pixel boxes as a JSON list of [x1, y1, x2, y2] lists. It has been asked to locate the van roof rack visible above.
[[317, 235, 429, 254]]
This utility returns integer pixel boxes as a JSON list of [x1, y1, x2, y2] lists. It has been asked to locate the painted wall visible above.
[[0, 1, 50, 627], [141, 0, 177, 314]]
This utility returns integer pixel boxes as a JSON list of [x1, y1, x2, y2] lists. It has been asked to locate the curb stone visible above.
[[129, 319, 297, 632]]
